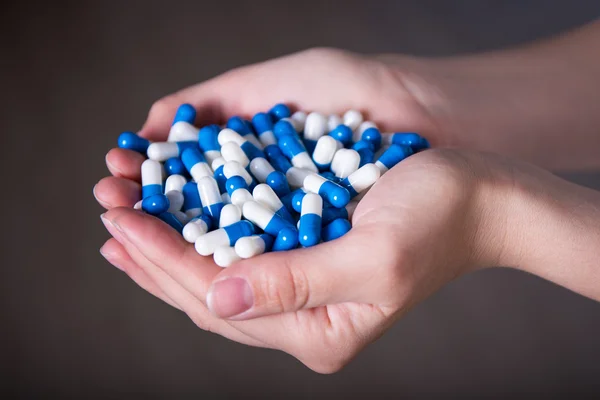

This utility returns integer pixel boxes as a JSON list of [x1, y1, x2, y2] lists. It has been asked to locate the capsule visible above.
[[213, 246, 242, 267], [172, 211, 189, 225], [269, 103, 291, 121], [280, 187, 305, 213], [321, 201, 358, 225], [172, 104, 196, 125], [221, 192, 232, 205], [221, 141, 250, 168], [251, 112, 277, 148], [303, 173, 350, 208], [242, 200, 296, 238], [291, 190, 306, 213], [273, 119, 299, 140], [235, 234, 275, 258], [181, 147, 213, 182], [164, 174, 186, 213], [329, 124, 353, 147], [118, 132, 150, 154], [327, 114, 342, 132], [343, 109, 363, 132], [299, 193, 323, 247], [225, 176, 254, 208], [285, 167, 313, 189], [290, 111, 307, 132], [249, 157, 290, 197], [197, 176, 225, 222], [361, 127, 382, 151], [355, 121, 377, 143], [168, 121, 199, 142], [357, 147, 375, 168], [278, 135, 318, 172], [195, 220, 256, 256], [141, 159, 169, 215], [331, 149, 360, 179], [322, 218, 351, 242], [304, 112, 328, 141], [312, 136, 342, 171], [182, 181, 203, 219], [226, 116, 264, 150], [198, 125, 222, 165], [339, 163, 381, 198], [218, 128, 265, 161], [142, 194, 170, 216], [183, 214, 213, 243], [211, 157, 228, 194], [264, 145, 293, 173], [272, 226, 299, 251], [147, 141, 197, 162], [252, 184, 295, 224], [375, 144, 413, 174], [388, 132, 430, 152], [157, 212, 184, 234], [164, 157, 187, 176], [219, 204, 242, 228]]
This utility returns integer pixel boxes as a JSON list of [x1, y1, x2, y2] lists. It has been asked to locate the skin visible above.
[[94, 20, 600, 373]]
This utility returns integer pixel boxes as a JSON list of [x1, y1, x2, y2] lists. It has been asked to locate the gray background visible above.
[[1, 0, 600, 398]]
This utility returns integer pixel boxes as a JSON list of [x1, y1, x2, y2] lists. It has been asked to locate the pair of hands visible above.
[[94, 48, 528, 373]]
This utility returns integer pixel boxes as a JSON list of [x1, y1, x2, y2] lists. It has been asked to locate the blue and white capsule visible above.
[[290, 111, 307, 133], [354, 120, 377, 143], [197, 176, 225, 222], [141, 159, 164, 199], [172, 104, 196, 125], [303, 173, 351, 208], [269, 103, 291, 121], [321, 201, 358, 225], [183, 214, 213, 243], [225, 176, 254, 208], [198, 125, 222, 165], [299, 193, 323, 247], [157, 212, 184, 234], [285, 167, 314, 189], [331, 149, 360, 179], [278, 135, 318, 172], [322, 218, 351, 242], [375, 144, 414, 174], [182, 147, 213, 182], [251, 112, 277, 148], [219, 203, 242, 228], [222, 160, 254, 188], [327, 114, 342, 132], [164, 174, 186, 213], [211, 157, 228, 194], [361, 127, 382, 151], [147, 141, 197, 162], [385, 132, 430, 152], [235, 234, 275, 258], [264, 145, 293, 173], [164, 157, 187, 176], [182, 181, 203, 219], [118, 132, 150, 154], [226, 116, 264, 150], [343, 109, 363, 132], [329, 124, 354, 147], [168, 121, 199, 142], [242, 201, 299, 251], [249, 157, 291, 197], [273, 119, 299, 140], [195, 220, 256, 256], [312, 135, 342, 171], [339, 163, 381, 198], [252, 184, 295, 225], [218, 128, 265, 161]]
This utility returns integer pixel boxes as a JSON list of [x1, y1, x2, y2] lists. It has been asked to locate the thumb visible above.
[[206, 226, 376, 320]]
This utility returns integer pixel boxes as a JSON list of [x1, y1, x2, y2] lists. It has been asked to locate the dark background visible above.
[[2, 0, 600, 398]]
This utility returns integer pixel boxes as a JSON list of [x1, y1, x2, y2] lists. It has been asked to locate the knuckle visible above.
[[257, 260, 310, 313], [148, 97, 178, 119]]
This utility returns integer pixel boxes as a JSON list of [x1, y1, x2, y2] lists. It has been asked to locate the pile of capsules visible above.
[[117, 103, 429, 267]]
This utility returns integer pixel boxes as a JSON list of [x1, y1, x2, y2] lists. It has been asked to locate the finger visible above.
[[93, 177, 141, 210], [106, 148, 145, 181], [99, 238, 182, 310], [100, 211, 268, 348], [103, 206, 221, 302], [205, 225, 384, 320]]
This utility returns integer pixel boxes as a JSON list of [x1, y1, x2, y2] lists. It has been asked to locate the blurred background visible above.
[[2, 0, 600, 398]]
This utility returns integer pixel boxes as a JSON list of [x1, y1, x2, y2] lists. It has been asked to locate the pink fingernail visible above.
[[99, 244, 124, 271], [93, 185, 112, 208], [207, 278, 254, 319]]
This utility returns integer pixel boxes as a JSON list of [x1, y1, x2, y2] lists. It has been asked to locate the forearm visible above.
[[393, 19, 600, 171], [484, 156, 600, 301]]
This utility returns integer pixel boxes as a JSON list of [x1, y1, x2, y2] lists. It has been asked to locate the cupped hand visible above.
[[94, 48, 502, 373]]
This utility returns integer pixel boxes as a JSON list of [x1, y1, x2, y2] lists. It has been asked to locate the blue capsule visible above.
[[272, 226, 299, 251], [322, 218, 351, 242], [352, 139, 375, 152], [291, 190, 306, 213], [273, 119, 298, 140], [213, 164, 227, 194], [142, 194, 170, 215], [265, 145, 293, 173], [223, 220, 256, 246], [117, 132, 150, 154], [357, 147, 375, 167], [321, 206, 349, 226], [182, 181, 203, 216], [298, 193, 323, 247], [375, 144, 413, 173], [198, 125, 221, 152], [269, 103, 291, 121], [172, 104, 196, 125], [225, 176, 249, 196], [164, 157, 187, 176], [361, 127, 382, 151], [329, 124, 353, 146], [391, 132, 429, 152]]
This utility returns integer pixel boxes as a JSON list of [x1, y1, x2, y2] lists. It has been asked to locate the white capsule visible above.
[[252, 184, 283, 213], [147, 142, 179, 161], [354, 120, 377, 143], [241, 201, 274, 229], [331, 149, 360, 178], [195, 229, 230, 256], [221, 192, 232, 205], [301, 192, 323, 216], [303, 173, 326, 194], [221, 142, 250, 167], [235, 235, 267, 259], [213, 246, 241, 267], [304, 112, 328, 141], [204, 150, 222, 166], [258, 129, 277, 147], [219, 204, 241, 227], [185, 208, 202, 220], [141, 159, 163, 187], [165, 174, 187, 193], [218, 128, 246, 146], [222, 161, 253, 186], [133, 200, 142, 210], [172, 210, 189, 224], [183, 217, 210, 244], [197, 176, 222, 209], [312, 136, 342, 167], [230, 188, 254, 207], [290, 111, 307, 132], [212, 156, 226, 171], [166, 190, 184, 212], [327, 114, 343, 132], [168, 121, 199, 142], [286, 167, 313, 188], [249, 157, 275, 183], [343, 109, 363, 132], [345, 163, 381, 193], [291, 152, 318, 172]]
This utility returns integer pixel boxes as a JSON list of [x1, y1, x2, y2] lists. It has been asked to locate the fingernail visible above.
[[93, 184, 112, 208], [105, 154, 124, 176], [207, 278, 254, 319], [101, 213, 127, 242], [99, 244, 124, 271]]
